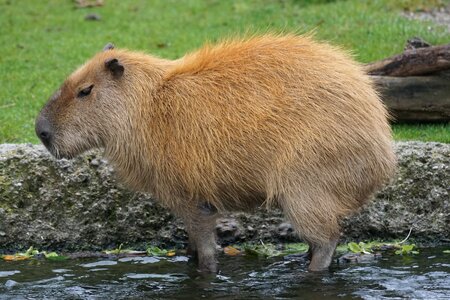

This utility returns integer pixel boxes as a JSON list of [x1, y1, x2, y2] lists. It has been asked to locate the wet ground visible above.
[[0, 247, 449, 299]]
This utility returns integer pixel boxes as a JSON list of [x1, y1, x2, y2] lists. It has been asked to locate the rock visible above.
[[0, 271, 20, 278], [216, 218, 241, 244], [84, 13, 101, 21], [341, 142, 450, 243], [404, 37, 431, 50], [277, 222, 295, 240], [0, 142, 448, 253], [338, 252, 382, 264], [4, 280, 18, 288]]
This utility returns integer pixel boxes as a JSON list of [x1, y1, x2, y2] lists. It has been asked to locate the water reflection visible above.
[[0, 248, 448, 299]]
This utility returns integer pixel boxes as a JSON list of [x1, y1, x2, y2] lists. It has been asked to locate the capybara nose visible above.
[[35, 116, 53, 145]]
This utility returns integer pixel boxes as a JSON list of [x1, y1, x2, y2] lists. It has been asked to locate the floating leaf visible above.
[[44, 252, 59, 258], [395, 244, 419, 255], [43, 252, 68, 261], [2, 255, 29, 261], [224, 246, 241, 256], [348, 242, 362, 253], [403, 245, 414, 252], [2, 247, 67, 261], [147, 246, 174, 256], [243, 242, 281, 258], [284, 243, 308, 254], [17, 246, 39, 257], [105, 243, 122, 255], [347, 242, 376, 254], [335, 245, 349, 253]]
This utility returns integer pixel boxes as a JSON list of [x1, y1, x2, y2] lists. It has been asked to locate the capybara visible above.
[[36, 34, 396, 272]]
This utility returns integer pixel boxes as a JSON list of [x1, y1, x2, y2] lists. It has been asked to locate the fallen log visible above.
[[365, 43, 450, 77], [372, 73, 450, 122]]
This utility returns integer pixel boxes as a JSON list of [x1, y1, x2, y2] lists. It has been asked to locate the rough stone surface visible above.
[[0, 142, 448, 253]]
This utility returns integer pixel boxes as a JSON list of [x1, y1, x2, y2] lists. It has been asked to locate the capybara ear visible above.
[[103, 43, 115, 51], [105, 58, 124, 78]]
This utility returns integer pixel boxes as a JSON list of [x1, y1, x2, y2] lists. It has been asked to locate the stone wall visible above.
[[0, 142, 448, 252]]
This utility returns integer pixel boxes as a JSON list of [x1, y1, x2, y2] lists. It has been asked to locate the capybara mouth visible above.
[[45, 144, 75, 160]]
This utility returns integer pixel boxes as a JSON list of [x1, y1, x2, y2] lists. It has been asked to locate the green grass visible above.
[[393, 124, 450, 143], [0, 0, 449, 143]]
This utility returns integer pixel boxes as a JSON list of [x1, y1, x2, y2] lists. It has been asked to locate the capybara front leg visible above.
[[179, 202, 219, 273], [190, 227, 218, 273], [186, 235, 198, 257], [308, 237, 339, 272]]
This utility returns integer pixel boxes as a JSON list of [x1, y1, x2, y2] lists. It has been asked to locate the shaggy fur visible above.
[[36, 34, 396, 272]]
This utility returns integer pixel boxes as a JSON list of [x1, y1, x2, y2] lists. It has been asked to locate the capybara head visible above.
[[36, 44, 132, 159]]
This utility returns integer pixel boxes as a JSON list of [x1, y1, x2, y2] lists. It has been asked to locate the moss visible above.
[[0, 142, 449, 252]]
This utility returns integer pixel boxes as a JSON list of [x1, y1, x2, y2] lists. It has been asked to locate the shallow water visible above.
[[0, 248, 449, 299]]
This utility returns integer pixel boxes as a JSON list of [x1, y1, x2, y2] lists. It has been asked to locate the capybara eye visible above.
[[77, 85, 94, 98]]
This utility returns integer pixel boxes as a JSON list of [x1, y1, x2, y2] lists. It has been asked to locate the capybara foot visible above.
[[308, 238, 339, 272], [198, 258, 218, 273]]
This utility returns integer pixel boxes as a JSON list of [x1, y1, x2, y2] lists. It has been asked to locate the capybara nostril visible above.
[[39, 130, 50, 140], [35, 116, 53, 145]]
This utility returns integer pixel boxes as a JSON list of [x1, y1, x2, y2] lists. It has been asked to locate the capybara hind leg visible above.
[[178, 203, 219, 273], [308, 237, 339, 271], [279, 190, 341, 271]]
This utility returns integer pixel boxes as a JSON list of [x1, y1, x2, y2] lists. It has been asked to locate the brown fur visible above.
[[36, 34, 397, 272]]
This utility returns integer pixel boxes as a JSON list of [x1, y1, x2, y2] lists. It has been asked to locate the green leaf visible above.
[[147, 246, 168, 256], [41, 251, 68, 260], [18, 246, 40, 257], [358, 242, 372, 254], [348, 242, 362, 253], [335, 245, 349, 253], [242, 243, 281, 258], [402, 244, 414, 252], [363, 241, 385, 251], [243, 246, 260, 256], [105, 243, 123, 255], [44, 252, 59, 258], [10, 247, 68, 260], [394, 244, 418, 255], [283, 243, 309, 254]]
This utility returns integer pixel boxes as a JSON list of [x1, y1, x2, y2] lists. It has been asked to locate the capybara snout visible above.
[[35, 115, 53, 146], [37, 34, 396, 272]]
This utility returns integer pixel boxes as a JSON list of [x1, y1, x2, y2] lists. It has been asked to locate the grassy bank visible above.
[[0, 0, 449, 143]]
